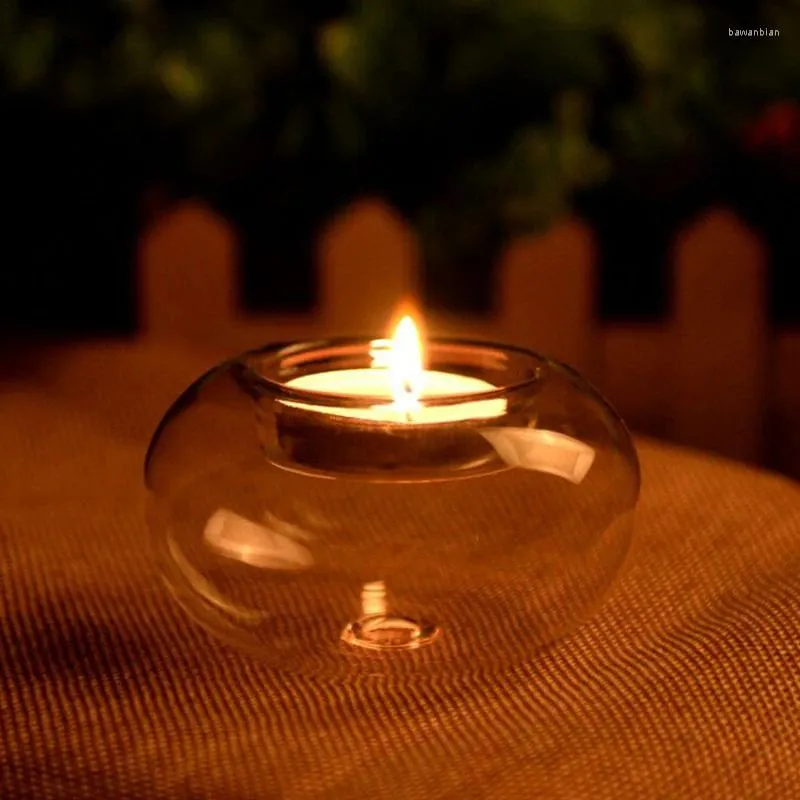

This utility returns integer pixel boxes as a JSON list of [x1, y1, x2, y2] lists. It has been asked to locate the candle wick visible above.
[[401, 379, 416, 423]]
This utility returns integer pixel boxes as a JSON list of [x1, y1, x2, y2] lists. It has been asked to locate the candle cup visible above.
[[146, 338, 640, 679], [255, 339, 533, 480], [271, 402, 505, 478]]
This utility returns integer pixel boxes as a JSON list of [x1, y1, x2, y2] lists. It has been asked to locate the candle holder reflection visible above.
[[204, 509, 314, 570], [480, 429, 596, 484], [341, 580, 440, 652]]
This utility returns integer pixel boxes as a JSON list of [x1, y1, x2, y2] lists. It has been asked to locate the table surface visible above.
[[1, 340, 799, 799]]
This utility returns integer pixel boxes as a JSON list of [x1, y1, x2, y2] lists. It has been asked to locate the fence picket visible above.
[[496, 218, 596, 374], [600, 325, 670, 438], [138, 203, 237, 345], [317, 199, 419, 337], [772, 331, 800, 478], [671, 208, 768, 463]]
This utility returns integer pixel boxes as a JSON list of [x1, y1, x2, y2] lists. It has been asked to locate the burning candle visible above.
[[261, 312, 597, 484], [268, 314, 509, 477], [282, 315, 507, 423]]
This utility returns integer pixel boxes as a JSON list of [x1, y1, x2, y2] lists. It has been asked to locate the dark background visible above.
[[1, 2, 798, 336], [3, 114, 798, 336]]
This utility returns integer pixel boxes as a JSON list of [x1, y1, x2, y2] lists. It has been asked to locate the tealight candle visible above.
[[282, 316, 507, 424], [269, 315, 510, 477]]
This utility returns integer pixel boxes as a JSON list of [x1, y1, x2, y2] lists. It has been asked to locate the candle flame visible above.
[[385, 314, 425, 413], [367, 313, 426, 416]]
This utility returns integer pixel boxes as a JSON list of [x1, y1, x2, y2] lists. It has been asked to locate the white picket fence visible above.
[[137, 198, 800, 478]]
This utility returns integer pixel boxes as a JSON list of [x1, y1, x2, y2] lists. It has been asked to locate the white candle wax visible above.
[[283, 369, 506, 424]]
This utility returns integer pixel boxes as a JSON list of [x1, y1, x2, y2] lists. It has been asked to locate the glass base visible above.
[[341, 615, 440, 651]]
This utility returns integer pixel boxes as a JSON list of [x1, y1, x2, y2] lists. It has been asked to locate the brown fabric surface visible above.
[[1, 341, 800, 799]]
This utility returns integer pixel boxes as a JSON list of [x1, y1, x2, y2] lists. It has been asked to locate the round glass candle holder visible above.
[[145, 339, 640, 679]]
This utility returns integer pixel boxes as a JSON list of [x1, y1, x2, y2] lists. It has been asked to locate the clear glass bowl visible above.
[[145, 339, 640, 679]]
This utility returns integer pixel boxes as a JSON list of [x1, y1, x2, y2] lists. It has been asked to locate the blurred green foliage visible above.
[[1, 0, 798, 262]]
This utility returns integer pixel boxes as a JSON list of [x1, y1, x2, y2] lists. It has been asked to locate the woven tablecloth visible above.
[[1, 341, 799, 799]]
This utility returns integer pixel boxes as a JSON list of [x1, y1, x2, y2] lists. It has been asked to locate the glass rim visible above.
[[239, 336, 551, 410]]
